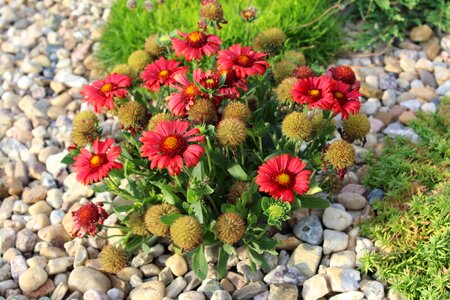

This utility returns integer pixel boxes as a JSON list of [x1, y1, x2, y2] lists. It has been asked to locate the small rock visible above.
[[18, 266, 48, 292], [38, 224, 72, 244], [263, 265, 307, 286], [423, 37, 441, 60], [337, 193, 367, 210], [329, 291, 365, 300], [436, 81, 450, 95], [179, 291, 206, 300], [0, 228, 16, 254], [11, 255, 28, 280], [322, 207, 353, 231], [166, 254, 188, 276], [51, 282, 69, 300], [22, 185, 48, 204], [398, 111, 416, 125], [367, 189, 384, 205], [421, 102, 437, 113], [323, 230, 349, 255], [211, 290, 232, 300], [83, 289, 109, 300], [302, 274, 330, 300], [287, 243, 322, 277], [326, 267, 361, 292], [435, 66, 450, 85], [129, 280, 165, 300], [25, 279, 55, 299], [360, 280, 384, 300], [384, 56, 402, 73], [381, 89, 396, 107], [330, 251, 356, 268], [293, 216, 323, 245], [68, 267, 112, 293], [361, 98, 381, 115], [237, 262, 264, 282], [409, 25, 433, 42], [166, 276, 187, 298], [131, 252, 153, 268], [360, 83, 382, 98], [383, 122, 419, 143], [197, 280, 224, 299], [410, 87, 438, 101], [107, 288, 125, 300], [15, 228, 37, 252], [418, 70, 437, 88], [232, 281, 267, 300], [47, 257, 75, 275], [267, 284, 298, 300]]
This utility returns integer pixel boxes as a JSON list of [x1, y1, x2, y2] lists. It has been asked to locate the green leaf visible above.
[[223, 243, 236, 256], [247, 245, 270, 271], [191, 161, 205, 180], [217, 245, 229, 279], [192, 201, 205, 224], [150, 181, 182, 206], [306, 184, 322, 195], [227, 164, 248, 181], [295, 196, 330, 209], [92, 184, 108, 193], [192, 245, 208, 280], [160, 213, 183, 226], [61, 149, 80, 165], [141, 242, 151, 253]]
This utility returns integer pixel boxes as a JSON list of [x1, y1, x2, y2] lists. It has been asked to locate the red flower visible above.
[[72, 202, 108, 237], [217, 44, 269, 78], [81, 73, 131, 113], [140, 120, 205, 176], [171, 30, 221, 61], [217, 68, 247, 99], [255, 154, 311, 203], [167, 73, 199, 116], [193, 69, 224, 105], [292, 76, 334, 110], [329, 79, 361, 119], [73, 138, 122, 185], [241, 6, 258, 22], [325, 65, 360, 90], [141, 57, 188, 92], [292, 66, 316, 79]]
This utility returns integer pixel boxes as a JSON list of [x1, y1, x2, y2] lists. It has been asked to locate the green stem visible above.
[[258, 136, 263, 159], [239, 144, 245, 166], [245, 23, 250, 46]]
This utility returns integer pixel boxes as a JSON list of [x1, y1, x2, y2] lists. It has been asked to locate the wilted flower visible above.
[[325, 65, 360, 90], [216, 212, 246, 244], [171, 30, 221, 61], [200, 0, 227, 29], [170, 216, 203, 251], [126, 0, 137, 10], [117, 101, 147, 130], [217, 44, 269, 78], [255, 154, 311, 203], [73, 138, 122, 185], [284, 50, 306, 66], [241, 6, 258, 22], [80, 73, 131, 113], [99, 244, 127, 273], [112, 64, 136, 78], [142, 0, 154, 12], [140, 120, 205, 176], [72, 202, 108, 237]]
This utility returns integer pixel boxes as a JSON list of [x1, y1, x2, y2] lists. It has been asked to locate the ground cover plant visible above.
[[360, 98, 450, 299], [349, 0, 450, 50], [97, 0, 345, 67], [65, 0, 371, 280]]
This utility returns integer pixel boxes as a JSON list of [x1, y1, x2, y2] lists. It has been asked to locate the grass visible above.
[[97, 0, 344, 68], [360, 98, 450, 299]]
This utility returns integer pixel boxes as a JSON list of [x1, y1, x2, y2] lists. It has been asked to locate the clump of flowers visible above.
[[64, 2, 366, 279]]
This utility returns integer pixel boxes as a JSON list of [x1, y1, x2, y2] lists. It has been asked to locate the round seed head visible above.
[[128, 212, 148, 236], [281, 112, 313, 141], [342, 113, 370, 141], [228, 181, 250, 203], [128, 50, 152, 74], [144, 204, 180, 237], [216, 212, 245, 244], [222, 102, 251, 122], [275, 77, 297, 103], [188, 98, 218, 124], [273, 60, 296, 83], [144, 34, 166, 58], [148, 113, 174, 130], [253, 28, 287, 54], [71, 111, 100, 147], [216, 118, 247, 147], [118, 101, 147, 128], [325, 140, 356, 170], [200, 1, 224, 22], [170, 215, 203, 251], [112, 64, 136, 78], [99, 244, 127, 274], [284, 50, 306, 66]]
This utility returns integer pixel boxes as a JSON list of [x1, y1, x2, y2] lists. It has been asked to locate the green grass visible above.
[[98, 0, 344, 68], [360, 98, 450, 299]]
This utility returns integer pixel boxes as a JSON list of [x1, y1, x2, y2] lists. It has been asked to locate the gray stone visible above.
[[15, 228, 37, 252], [68, 267, 112, 293], [323, 230, 349, 255], [198, 280, 224, 299], [360, 280, 384, 300], [287, 244, 322, 277], [166, 276, 187, 298], [237, 262, 264, 283], [302, 274, 330, 300], [329, 291, 365, 300], [211, 290, 232, 300], [83, 289, 109, 300], [0, 228, 16, 254], [367, 189, 384, 205], [322, 207, 353, 231], [263, 265, 307, 286], [267, 284, 298, 300], [232, 281, 267, 300], [330, 251, 356, 268], [384, 122, 419, 143], [336, 193, 367, 210], [179, 291, 206, 300], [18, 266, 48, 292], [293, 216, 323, 245], [437, 81, 450, 95], [419, 70, 437, 88], [326, 267, 361, 292]]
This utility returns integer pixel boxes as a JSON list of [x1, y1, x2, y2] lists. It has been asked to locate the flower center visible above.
[[244, 11, 253, 18], [275, 173, 291, 187], [334, 91, 344, 99], [236, 55, 251, 67], [159, 70, 170, 79], [89, 154, 105, 168], [77, 205, 99, 224], [161, 135, 187, 156], [100, 83, 113, 93], [309, 89, 321, 100], [184, 84, 197, 96], [268, 205, 284, 218], [187, 31, 207, 48]]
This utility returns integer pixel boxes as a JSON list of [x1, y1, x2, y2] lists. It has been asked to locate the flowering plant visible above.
[[63, 0, 370, 279]]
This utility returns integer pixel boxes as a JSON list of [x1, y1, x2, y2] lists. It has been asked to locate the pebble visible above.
[[129, 281, 165, 300], [293, 216, 323, 245], [302, 274, 330, 300], [268, 284, 298, 300], [68, 266, 112, 293], [179, 291, 206, 300], [232, 281, 267, 300], [211, 290, 232, 300], [436, 81, 450, 95], [383, 122, 419, 143], [381, 89, 396, 107], [107, 288, 125, 300], [166, 253, 188, 277], [83, 289, 109, 300], [166, 276, 187, 298], [360, 280, 385, 300], [322, 207, 353, 231], [421, 102, 437, 113], [18, 265, 48, 292], [329, 291, 365, 300], [287, 243, 322, 277], [410, 25, 433, 42], [361, 98, 381, 115], [327, 267, 361, 292], [15, 228, 37, 252], [51, 282, 69, 300], [323, 230, 349, 255], [330, 250, 356, 268], [11, 255, 28, 280], [263, 265, 307, 286]]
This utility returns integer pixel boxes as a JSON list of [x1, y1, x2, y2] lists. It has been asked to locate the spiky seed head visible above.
[[112, 64, 136, 78], [144, 204, 180, 237], [253, 28, 286, 54], [128, 212, 148, 236], [216, 118, 247, 147], [216, 212, 246, 244], [281, 112, 313, 141], [170, 216, 202, 251], [222, 102, 251, 122], [188, 98, 218, 124], [144, 34, 166, 58], [342, 113, 370, 141], [71, 111, 100, 147], [275, 77, 297, 103], [118, 101, 146, 128], [332, 66, 356, 85], [200, 1, 224, 22], [99, 244, 127, 273], [311, 110, 336, 131], [228, 181, 250, 203], [128, 50, 152, 73], [148, 113, 174, 130], [284, 50, 306, 66], [272, 60, 296, 83], [292, 66, 316, 79], [325, 140, 356, 170]]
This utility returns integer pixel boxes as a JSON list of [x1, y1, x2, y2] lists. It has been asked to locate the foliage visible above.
[[349, 0, 450, 50], [98, 0, 345, 68], [66, 7, 368, 280], [360, 98, 450, 299]]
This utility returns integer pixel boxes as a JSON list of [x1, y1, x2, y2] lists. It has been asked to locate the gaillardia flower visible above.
[[99, 244, 127, 273], [216, 212, 246, 244], [144, 203, 180, 237], [329, 79, 361, 119], [281, 112, 313, 141], [200, 0, 226, 28], [140, 120, 205, 176], [171, 30, 221, 61], [73, 138, 122, 185], [217, 68, 248, 99], [188, 98, 218, 124], [292, 76, 333, 110], [128, 212, 148, 236], [145, 33, 166, 58], [141, 57, 188, 92], [241, 6, 258, 22], [325, 65, 360, 90], [342, 113, 370, 141], [167, 73, 199, 116], [324, 140, 356, 178], [71, 111, 100, 147], [117, 101, 147, 129], [80, 73, 131, 113], [255, 153, 311, 203], [217, 44, 269, 78], [170, 215, 203, 251], [72, 202, 108, 237]]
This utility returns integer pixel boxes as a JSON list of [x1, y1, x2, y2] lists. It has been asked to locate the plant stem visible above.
[[245, 23, 250, 46]]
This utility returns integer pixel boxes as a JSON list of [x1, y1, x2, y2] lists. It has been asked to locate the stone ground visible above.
[[0, 0, 449, 299]]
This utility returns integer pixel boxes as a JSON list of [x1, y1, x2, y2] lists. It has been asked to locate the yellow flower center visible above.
[[275, 173, 291, 187], [89, 154, 104, 168], [205, 78, 215, 85], [161, 135, 186, 156], [237, 55, 250, 66], [163, 136, 179, 151], [309, 89, 320, 97], [187, 31, 207, 48], [188, 32, 202, 42], [159, 70, 170, 78], [185, 84, 197, 96], [334, 91, 344, 99], [100, 83, 113, 93], [244, 11, 252, 18]]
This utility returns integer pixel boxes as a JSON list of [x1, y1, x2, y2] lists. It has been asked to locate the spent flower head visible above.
[[241, 6, 258, 22]]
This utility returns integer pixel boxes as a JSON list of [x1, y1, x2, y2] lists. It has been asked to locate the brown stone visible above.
[[24, 279, 55, 299], [399, 111, 417, 125], [374, 111, 395, 126], [359, 82, 382, 98], [423, 37, 441, 60], [409, 25, 433, 42]]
